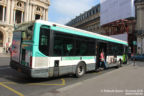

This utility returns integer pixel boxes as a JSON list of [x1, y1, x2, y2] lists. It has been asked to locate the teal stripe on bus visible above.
[[32, 23, 48, 57], [62, 57, 81, 60], [82, 56, 95, 60], [62, 56, 95, 60]]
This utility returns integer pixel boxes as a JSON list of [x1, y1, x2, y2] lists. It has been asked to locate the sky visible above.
[[48, 0, 100, 25]]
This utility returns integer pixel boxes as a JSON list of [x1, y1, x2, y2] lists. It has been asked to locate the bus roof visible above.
[[35, 20, 128, 46]]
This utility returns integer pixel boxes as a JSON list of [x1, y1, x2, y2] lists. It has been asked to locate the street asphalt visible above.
[[0, 56, 143, 96], [55, 61, 144, 96], [0, 57, 116, 96]]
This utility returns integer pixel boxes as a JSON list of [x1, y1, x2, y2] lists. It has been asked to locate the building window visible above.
[[0, 5, 6, 22], [0, 31, 3, 47], [35, 6, 42, 20], [4, 7, 6, 21], [15, 10, 23, 23], [35, 14, 41, 20], [83, 15, 84, 19], [14, 1, 24, 23], [93, 10, 95, 14], [91, 10, 93, 15], [0, 6, 3, 21], [97, 7, 100, 12]]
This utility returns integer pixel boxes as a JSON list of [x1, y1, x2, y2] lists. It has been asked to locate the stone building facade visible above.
[[135, 0, 144, 54], [0, 0, 50, 53], [66, 4, 105, 35], [66, 1, 144, 54]]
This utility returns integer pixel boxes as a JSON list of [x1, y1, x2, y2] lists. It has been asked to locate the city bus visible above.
[[10, 20, 128, 78]]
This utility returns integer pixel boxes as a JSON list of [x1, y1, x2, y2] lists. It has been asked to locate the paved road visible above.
[[57, 61, 144, 96], [0, 57, 118, 96]]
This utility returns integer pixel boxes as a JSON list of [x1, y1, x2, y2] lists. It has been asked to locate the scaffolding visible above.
[[102, 19, 136, 54]]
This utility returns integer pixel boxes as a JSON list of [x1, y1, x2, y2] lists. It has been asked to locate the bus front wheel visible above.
[[75, 62, 86, 78]]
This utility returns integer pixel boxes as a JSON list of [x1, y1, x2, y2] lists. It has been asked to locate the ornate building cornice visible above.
[[0, 0, 7, 6], [30, 0, 50, 7], [135, 0, 144, 3], [39, 0, 50, 5], [14, 1, 25, 11]]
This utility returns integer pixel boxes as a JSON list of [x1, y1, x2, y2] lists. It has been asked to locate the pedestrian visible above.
[[122, 53, 128, 64], [6, 42, 9, 53], [100, 50, 107, 69]]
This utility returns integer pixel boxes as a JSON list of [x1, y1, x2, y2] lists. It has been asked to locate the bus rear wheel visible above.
[[75, 62, 86, 78]]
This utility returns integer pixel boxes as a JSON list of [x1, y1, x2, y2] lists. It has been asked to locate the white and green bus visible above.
[[10, 20, 128, 78]]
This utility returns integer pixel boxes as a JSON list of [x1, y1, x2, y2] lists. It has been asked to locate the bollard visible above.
[[133, 58, 136, 66]]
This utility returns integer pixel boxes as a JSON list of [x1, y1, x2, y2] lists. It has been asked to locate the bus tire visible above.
[[75, 62, 86, 78]]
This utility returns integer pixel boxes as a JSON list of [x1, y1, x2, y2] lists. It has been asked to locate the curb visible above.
[[0, 54, 10, 57]]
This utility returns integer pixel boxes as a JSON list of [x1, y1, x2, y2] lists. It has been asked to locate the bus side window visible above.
[[39, 26, 50, 56], [64, 43, 74, 56], [53, 38, 63, 56], [53, 32, 75, 56], [76, 40, 88, 56]]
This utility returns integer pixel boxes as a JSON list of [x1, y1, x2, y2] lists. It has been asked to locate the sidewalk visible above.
[[0, 53, 10, 57], [43, 63, 144, 96]]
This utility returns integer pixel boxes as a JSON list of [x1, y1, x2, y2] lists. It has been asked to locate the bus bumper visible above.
[[10, 60, 49, 78]]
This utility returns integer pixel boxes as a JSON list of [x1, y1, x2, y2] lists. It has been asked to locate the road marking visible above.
[[57, 82, 81, 92], [2, 82, 17, 84], [0, 79, 66, 86], [93, 71, 102, 74], [27, 79, 65, 86], [0, 82, 24, 96], [0, 67, 10, 70]]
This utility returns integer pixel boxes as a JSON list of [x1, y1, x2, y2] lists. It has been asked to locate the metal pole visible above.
[[133, 57, 135, 66], [141, 37, 142, 54], [133, 45, 136, 66], [142, 36, 143, 54]]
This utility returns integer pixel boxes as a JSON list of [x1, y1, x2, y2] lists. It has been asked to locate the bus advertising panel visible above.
[[11, 32, 21, 63]]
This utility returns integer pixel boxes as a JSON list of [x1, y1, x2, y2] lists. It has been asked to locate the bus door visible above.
[[96, 43, 100, 69], [53, 60, 59, 77], [96, 42, 107, 69]]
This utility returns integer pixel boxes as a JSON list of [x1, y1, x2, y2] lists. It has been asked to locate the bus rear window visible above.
[[22, 25, 33, 41], [14, 23, 34, 41]]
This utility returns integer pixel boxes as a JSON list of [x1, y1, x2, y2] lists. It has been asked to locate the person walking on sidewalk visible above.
[[6, 42, 10, 53]]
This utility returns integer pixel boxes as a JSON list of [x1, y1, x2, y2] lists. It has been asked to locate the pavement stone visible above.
[[42, 62, 144, 96], [0, 53, 10, 57]]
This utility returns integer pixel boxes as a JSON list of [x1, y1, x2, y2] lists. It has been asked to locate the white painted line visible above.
[[0, 67, 10, 70], [57, 82, 82, 92]]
